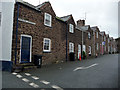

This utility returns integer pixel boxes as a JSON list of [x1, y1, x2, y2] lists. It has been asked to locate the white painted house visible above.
[[0, 0, 15, 71]]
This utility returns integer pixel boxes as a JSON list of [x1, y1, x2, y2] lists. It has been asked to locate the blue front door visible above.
[[21, 35, 32, 63]]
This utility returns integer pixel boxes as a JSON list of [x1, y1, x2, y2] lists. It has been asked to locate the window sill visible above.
[[43, 51, 51, 53], [44, 24, 52, 28], [69, 32, 74, 34]]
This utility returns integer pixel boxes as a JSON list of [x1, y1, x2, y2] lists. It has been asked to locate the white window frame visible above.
[[69, 42, 74, 53], [97, 32, 98, 38], [69, 24, 74, 33], [88, 46, 91, 54], [104, 36, 106, 41], [83, 45, 86, 52], [105, 46, 106, 52], [88, 32, 91, 39], [43, 38, 51, 52], [108, 38, 109, 43], [108, 46, 110, 52], [44, 13, 52, 27]]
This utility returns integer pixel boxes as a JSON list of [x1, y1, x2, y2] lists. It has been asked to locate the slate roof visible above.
[[56, 16, 65, 22], [76, 25, 89, 31], [60, 15, 71, 22], [35, 2, 48, 9], [91, 26, 97, 31], [100, 31, 105, 36], [16, 0, 41, 12]]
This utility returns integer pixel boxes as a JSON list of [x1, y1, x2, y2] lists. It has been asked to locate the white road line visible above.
[[16, 74, 23, 78], [29, 83, 39, 88], [31, 76, 39, 80], [40, 80, 50, 85], [22, 78, 30, 83], [12, 72, 17, 75], [86, 63, 98, 69], [51, 85, 63, 90], [73, 63, 99, 71], [25, 73, 31, 76]]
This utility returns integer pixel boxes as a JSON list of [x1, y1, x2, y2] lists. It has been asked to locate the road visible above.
[[2, 54, 118, 89]]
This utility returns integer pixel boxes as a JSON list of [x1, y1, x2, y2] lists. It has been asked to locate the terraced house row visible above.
[[0, 0, 117, 72]]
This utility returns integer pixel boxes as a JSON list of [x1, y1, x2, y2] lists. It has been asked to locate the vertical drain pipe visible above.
[[66, 22, 68, 62], [15, 2, 20, 65]]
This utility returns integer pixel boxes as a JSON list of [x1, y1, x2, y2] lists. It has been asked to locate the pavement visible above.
[[2, 54, 119, 89]]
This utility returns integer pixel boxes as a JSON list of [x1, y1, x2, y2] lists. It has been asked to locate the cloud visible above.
[[23, 0, 118, 38]]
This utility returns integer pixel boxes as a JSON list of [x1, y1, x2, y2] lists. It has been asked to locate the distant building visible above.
[[115, 37, 120, 53]]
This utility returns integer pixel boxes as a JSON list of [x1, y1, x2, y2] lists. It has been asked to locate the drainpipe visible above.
[[66, 22, 68, 62], [94, 31, 95, 56], [82, 30, 83, 58], [15, 2, 20, 65]]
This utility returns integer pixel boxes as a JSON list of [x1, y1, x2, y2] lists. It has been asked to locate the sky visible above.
[[23, 0, 119, 38]]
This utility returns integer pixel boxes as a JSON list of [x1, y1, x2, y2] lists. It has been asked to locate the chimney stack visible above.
[[77, 20, 85, 27]]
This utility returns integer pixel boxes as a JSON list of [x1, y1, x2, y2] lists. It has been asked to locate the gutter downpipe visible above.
[[15, 2, 20, 65], [94, 31, 95, 56], [82, 30, 83, 59], [66, 21, 68, 62]]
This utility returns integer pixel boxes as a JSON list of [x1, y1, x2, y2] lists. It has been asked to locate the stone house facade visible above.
[[115, 37, 120, 53], [100, 31, 107, 54], [109, 37, 117, 54], [12, 1, 67, 67], [91, 26, 101, 56], [60, 15, 82, 60], [76, 20, 94, 58], [99, 33, 103, 55], [109, 37, 114, 54], [106, 34, 110, 54]]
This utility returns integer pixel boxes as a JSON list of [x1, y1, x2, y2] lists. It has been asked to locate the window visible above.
[[108, 46, 110, 52], [88, 46, 91, 54], [69, 24, 74, 33], [108, 38, 109, 43], [105, 46, 106, 52], [69, 42, 74, 53], [0, 12, 1, 26], [97, 43, 99, 50], [88, 32, 91, 39], [97, 32, 98, 38], [104, 36, 106, 41], [43, 38, 51, 52], [44, 13, 52, 27], [83, 45, 86, 52]]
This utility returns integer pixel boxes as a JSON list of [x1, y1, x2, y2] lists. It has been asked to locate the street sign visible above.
[[102, 42, 105, 45]]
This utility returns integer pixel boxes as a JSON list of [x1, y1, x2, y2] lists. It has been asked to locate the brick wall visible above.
[[12, 2, 66, 65], [66, 16, 82, 60]]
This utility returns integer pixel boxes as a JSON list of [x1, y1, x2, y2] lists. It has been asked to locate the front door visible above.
[[20, 35, 32, 63], [78, 44, 81, 59]]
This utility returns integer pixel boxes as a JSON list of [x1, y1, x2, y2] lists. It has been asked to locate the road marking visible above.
[[73, 63, 99, 71], [31, 76, 39, 80], [12, 72, 17, 75], [22, 78, 30, 83], [25, 73, 31, 76], [29, 83, 39, 88], [40, 80, 50, 85], [51, 85, 63, 90], [16, 74, 23, 78]]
